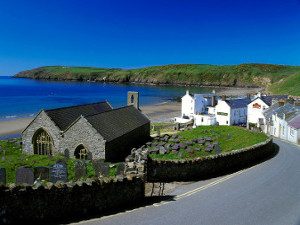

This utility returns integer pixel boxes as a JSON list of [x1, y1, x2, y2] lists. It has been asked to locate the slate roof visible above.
[[45, 101, 113, 131], [225, 98, 251, 109], [85, 106, 150, 142], [288, 114, 300, 129], [263, 103, 300, 122]]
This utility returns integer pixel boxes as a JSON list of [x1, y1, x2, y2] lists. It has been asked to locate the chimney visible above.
[[222, 95, 226, 101], [278, 99, 285, 106], [257, 92, 261, 98], [127, 91, 139, 109], [211, 95, 217, 107], [186, 90, 190, 96], [247, 93, 251, 99]]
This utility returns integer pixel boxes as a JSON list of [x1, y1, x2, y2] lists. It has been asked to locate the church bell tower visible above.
[[127, 91, 139, 109]]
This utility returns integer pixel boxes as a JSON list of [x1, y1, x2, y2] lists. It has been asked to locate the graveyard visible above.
[[0, 139, 124, 184], [148, 126, 268, 160]]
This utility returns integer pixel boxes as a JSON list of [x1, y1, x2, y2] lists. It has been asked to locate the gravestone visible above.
[[16, 167, 34, 185], [50, 161, 68, 183], [214, 143, 222, 155], [92, 160, 109, 177], [64, 149, 70, 158], [0, 168, 6, 185], [75, 160, 87, 180], [34, 166, 50, 181], [116, 163, 125, 176]]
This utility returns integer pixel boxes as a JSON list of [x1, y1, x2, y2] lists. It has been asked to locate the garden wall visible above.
[[147, 138, 274, 182], [0, 176, 144, 225]]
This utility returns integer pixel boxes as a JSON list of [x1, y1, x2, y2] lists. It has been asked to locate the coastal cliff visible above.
[[14, 64, 300, 95]]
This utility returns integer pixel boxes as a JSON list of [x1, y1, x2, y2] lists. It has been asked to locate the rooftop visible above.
[[85, 106, 150, 142], [44, 101, 113, 131]]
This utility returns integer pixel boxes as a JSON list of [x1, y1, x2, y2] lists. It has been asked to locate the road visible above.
[[71, 139, 300, 225]]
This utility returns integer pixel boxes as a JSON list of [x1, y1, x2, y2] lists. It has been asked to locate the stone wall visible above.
[[22, 111, 62, 155], [0, 176, 144, 224], [63, 117, 106, 159], [147, 138, 274, 182]]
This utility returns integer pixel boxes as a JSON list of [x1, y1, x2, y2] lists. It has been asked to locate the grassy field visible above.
[[14, 64, 300, 95], [268, 73, 300, 96], [0, 139, 119, 184], [150, 126, 268, 160]]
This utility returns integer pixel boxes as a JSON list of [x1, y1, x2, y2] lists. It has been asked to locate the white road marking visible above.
[[73, 164, 257, 224], [153, 169, 246, 207]]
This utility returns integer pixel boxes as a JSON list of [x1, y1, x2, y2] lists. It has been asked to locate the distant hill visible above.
[[14, 64, 300, 95]]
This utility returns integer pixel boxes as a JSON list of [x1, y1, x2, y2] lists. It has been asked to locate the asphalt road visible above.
[[71, 139, 300, 225]]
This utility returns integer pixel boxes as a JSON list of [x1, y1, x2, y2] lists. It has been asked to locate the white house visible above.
[[287, 114, 300, 144], [215, 97, 250, 126], [194, 114, 217, 126], [247, 93, 289, 131], [247, 96, 273, 129], [175, 90, 217, 125], [263, 103, 300, 145]]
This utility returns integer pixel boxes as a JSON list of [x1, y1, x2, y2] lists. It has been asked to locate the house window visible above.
[[226, 121, 228, 124], [290, 129, 294, 137], [201, 117, 204, 122]]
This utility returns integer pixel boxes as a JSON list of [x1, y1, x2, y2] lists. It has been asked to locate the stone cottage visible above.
[[22, 100, 150, 161]]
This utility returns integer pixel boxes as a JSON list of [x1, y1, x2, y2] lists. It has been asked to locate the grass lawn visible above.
[[150, 126, 268, 160], [150, 122, 177, 136], [0, 139, 119, 184]]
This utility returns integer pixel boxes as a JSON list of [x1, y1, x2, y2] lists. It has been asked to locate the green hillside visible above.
[[268, 73, 300, 96], [14, 64, 300, 95]]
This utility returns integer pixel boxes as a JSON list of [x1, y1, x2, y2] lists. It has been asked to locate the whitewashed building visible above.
[[263, 103, 300, 144], [215, 96, 250, 126], [247, 96, 272, 129], [247, 93, 289, 131], [287, 114, 300, 144], [174, 90, 217, 125]]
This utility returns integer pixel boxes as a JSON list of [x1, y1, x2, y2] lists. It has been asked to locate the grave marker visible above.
[[0, 168, 6, 185], [50, 161, 68, 183], [75, 160, 87, 180], [16, 167, 34, 185]]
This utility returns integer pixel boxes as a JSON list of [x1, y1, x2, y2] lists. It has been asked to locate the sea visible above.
[[0, 76, 212, 121]]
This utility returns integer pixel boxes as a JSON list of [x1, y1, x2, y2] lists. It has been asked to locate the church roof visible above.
[[85, 106, 150, 142], [45, 101, 113, 131]]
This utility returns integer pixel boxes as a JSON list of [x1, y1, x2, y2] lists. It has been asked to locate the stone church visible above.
[[22, 92, 150, 161]]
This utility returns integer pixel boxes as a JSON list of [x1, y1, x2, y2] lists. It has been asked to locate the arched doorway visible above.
[[32, 128, 53, 155], [74, 144, 89, 160]]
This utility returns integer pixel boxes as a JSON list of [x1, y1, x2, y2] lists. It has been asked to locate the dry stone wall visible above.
[[125, 136, 274, 182], [147, 138, 274, 182], [0, 176, 144, 225]]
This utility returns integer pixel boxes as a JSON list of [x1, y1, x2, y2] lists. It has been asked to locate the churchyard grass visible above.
[[0, 139, 115, 183], [151, 122, 176, 136], [150, 126, 268, 160]]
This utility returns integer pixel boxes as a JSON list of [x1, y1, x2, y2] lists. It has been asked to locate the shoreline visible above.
[[15, 76, 264, 91], [0, 85, 261, 139]]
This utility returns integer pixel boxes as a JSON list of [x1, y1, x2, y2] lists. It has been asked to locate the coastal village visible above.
[[174, 90, 300, 145], [0, 88, 299, 224]]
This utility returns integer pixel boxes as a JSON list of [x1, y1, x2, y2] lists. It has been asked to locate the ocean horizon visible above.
[[0, 76, 212, 121]]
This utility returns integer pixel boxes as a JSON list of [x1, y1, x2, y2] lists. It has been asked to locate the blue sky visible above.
[[0, 0, 300, 75]]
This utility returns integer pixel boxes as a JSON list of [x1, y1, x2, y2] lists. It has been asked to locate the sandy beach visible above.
[[0, 117, 33, 137]]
